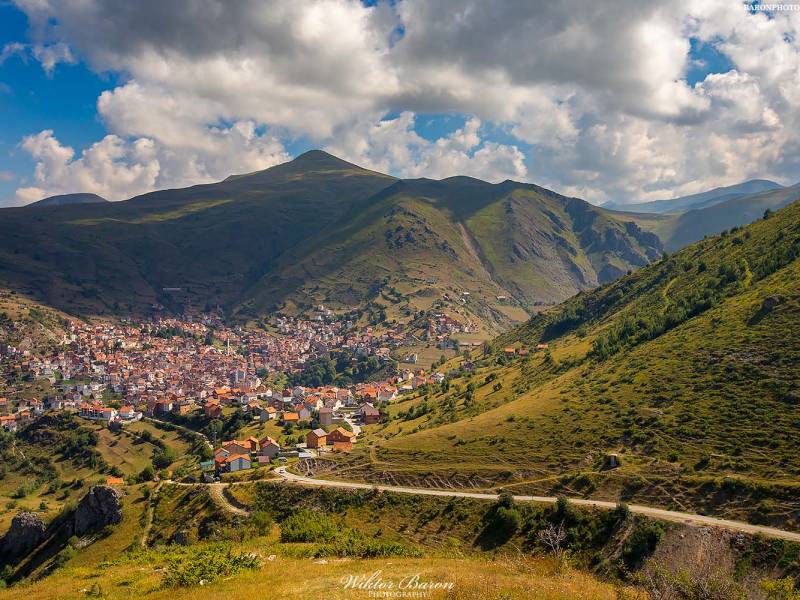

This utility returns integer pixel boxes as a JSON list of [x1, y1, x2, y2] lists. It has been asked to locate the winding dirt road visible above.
[[274, 468, 800, 542]]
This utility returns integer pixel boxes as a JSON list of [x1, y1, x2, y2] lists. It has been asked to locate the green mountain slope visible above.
[[239, 176, 662, 329], [360, 200, 800, 527], [0, 152, 661, 331], [0, 151, 396, 315]]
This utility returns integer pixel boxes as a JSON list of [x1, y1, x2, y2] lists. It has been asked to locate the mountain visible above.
[[241, 176, 663, 328], [0, 151, 661, 330], [0, 150, 396, 316], [26, 193, 108, 208], [363, 198, 800, 528], [656, 183, 800, 251], [604, 179, 783, 213], [606, 183, 800, 252]]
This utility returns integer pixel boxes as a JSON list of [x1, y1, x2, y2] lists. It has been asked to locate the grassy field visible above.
[[4, 476, 799, 599], [0, 552, 633, 600], [1, 481, 648, 599], [0, 417, 196, 532]]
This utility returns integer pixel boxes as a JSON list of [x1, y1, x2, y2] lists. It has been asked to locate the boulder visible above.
[[73, 485, 123, 537], [0, 512, 47, 561]]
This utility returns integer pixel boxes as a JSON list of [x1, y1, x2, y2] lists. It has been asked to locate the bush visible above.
[[623, 520, 665, 569], [614, 502, 631, 521], [52, 545, 76, 569], [163, 546, 259, 587], [316, 531, 422, 558], [493, 506, 521, 537], [280, 509, 338, 543], [152, 447, 177, 469], [138, 464, 155, 482], [248, 511, 274, 536]]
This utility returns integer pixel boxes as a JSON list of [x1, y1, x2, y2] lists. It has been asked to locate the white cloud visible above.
[[325, 113, 527, 183], [6, 0, 800, 205], [0, 41, 74, 73], [15, 124, 288, 204]]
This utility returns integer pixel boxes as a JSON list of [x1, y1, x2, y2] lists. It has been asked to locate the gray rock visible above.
[[73, 486, 123, 537], [0, 512, 47, 560]]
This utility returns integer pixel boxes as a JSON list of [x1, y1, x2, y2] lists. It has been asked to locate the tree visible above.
[[497, 489, 515, 509], [152, 446, 176, 469], [492, 506, 521, 539], [138, 464, 155, 483], [537, 521, 567, 563]]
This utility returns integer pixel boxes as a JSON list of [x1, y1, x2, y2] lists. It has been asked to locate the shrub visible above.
[[493, 506, 522, 538], [163, 546, 259, 587], [152, 447, 177, 469], [623, 520, 665, 569], [316, 531, 422, 558], [52, 545, 76, 569], [138, 464, 155, 483], [248, 511, 274, 536], [280, 509, 338, 543]]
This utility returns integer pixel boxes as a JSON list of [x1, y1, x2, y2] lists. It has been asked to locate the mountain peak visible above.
[[289, 149, 358, 169]]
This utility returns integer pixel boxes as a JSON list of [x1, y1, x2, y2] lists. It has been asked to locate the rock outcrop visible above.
[[0, 512, 47, 561], [72, 486, 123, 537]]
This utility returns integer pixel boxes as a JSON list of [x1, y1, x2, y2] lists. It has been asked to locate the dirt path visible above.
[[163, 480, 250, 517], [144, 416, 212, 450], [275, 468, 800, 542], [207, 483, 250, 517]]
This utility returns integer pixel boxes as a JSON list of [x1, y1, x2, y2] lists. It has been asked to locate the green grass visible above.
[[337, 201, 800, 529]]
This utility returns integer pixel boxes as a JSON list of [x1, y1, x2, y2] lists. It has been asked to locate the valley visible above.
[[1, 154, 799, 598]]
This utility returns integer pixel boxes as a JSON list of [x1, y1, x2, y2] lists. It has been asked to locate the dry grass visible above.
[[0, 554, 640, 600]]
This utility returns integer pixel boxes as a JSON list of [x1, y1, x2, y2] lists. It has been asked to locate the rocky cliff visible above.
[[0, 512, 47, 562], [72, 485, 123, 537]]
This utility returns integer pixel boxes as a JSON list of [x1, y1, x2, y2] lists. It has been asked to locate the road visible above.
[[162, 480, 251, 517], [274, 468, 800, 542], [207, 482, 250, 516]]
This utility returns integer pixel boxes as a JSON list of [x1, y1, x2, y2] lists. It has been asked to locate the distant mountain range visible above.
[[604, 179, 784, 213], [27, 193, 108, 208], [612, 183, 800, 251], [1, 151, 797, 327]]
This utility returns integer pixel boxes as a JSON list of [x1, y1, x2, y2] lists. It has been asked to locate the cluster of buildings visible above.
[[1, 313, 447, 436], [211, 424, 359, 476]]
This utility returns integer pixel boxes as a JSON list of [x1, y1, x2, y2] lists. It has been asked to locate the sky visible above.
[[0, 0, 798, 207]]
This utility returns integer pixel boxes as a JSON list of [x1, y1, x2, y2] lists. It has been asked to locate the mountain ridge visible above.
[[361, 197, 800, 528], [604, 179, 783, 213], [26, 192, 108, 208], [0, 152, 663, 332]]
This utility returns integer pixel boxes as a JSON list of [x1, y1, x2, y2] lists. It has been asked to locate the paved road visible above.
[[275, 468, 800, 542]]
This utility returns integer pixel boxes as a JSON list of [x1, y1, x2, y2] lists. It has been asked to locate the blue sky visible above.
[[1, 0, 797, 206], [0, 3, 109, 200]]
